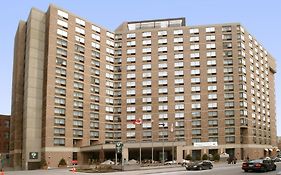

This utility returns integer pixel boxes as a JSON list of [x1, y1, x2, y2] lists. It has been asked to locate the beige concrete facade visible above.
[[10, 4, 277, 170]]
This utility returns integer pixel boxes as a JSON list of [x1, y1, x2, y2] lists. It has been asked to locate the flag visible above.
[[133, 119, 142, 125]]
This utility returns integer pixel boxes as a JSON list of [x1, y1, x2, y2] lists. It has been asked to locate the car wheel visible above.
[[244, 170, 248, 172], [199, 166, 202, 170], [273, 165, 277, 171], [209, 165, 213, 169]]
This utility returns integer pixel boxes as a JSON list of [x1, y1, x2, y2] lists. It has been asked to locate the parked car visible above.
[[272, 157, 281, 162], [186, 160, 213, 170], [164, 160, 177, 165], [242, 158, 276, 172], [181, 159, 191, 166]]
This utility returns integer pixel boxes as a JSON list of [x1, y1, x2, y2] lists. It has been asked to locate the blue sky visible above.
[[0, 0, 280, 134]]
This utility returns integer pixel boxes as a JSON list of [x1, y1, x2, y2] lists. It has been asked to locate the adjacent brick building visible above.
[[10, 4, 277, 170], [0, 115, 10, 154]]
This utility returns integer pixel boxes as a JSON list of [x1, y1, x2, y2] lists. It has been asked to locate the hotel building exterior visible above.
[[10, 4, 277, 170]]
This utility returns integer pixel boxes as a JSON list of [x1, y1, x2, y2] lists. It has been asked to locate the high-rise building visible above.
[[10, 4, 277, 170]]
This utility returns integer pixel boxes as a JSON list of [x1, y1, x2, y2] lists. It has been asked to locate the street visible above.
[[4, 162, 281, 175]]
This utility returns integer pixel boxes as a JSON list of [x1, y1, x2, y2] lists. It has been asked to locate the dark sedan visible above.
[[186, 160, 213, 171], [242, 158, 276, 172]]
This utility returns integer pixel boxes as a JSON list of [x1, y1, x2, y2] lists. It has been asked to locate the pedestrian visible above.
[[233, 156, 237, 164]]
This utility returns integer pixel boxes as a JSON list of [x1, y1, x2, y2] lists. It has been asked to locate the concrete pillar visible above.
[[122, 147, 129, 161], [176, 146, 183, 163]]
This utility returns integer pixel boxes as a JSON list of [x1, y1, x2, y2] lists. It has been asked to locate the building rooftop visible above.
[[127, 17, 186, 30]]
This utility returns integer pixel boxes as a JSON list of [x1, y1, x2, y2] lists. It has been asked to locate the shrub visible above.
[[185, 154, 192, 160], [202, 154, 209, 160], [213, 153, 220, 161], [58, 158, 67, 166]]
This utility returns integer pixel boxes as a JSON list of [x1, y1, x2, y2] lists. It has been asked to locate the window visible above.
[[75, 27, 85, 35], [206, 27, 215, 33], [142, 32, 151, 37], [206, 51, 216, 57], [127, 40, 136, 47], [57, 48, 67, 57], [191, 103, 201, 110], [159, 63, 168, 69], [175, 96, 184, 101], [127, 57, 136, 63], [127, 49, 136, 54], [208, 128, 218, 135], [191, 86, 200, 92], [142, 88, 152, 95], [57, 10, 68, 19], [207, 60, 216, 66], [206, 35, 215, 41], [175, 62, 184, 68], [208, 102, 217, 109], [158, 47, 167, 52], [75, 18, 85, 26], [207, 68, 216, 74], [192, 129, 201, 135], [54, 118, 65, 126], [192, 120, 201, 127], [174, 38, 183, 43], [191, 61, 200, 67], [225, 101, 235, 108], [208, 94, 217, 100], [206, 43, 216, 49], [190, 36, 199, 42], [57, 19, 68, 28], [191, 77, 200, 84], [174, 29, 183, 35], [159, 87, 168, 94], [208, 85, 217, 91], [158, 55, 167, 61], [175, 112, 184, 119], [54, 138, 65, 146], [207, 76, 217, 83], [159, 71, 168, 77], [175, 87, 184, 93], [105, 32, 114, 40], [158, 30, 167, 36], [127, 33, 136, 39], [143, 40, 151, 45], [208, 120, 218, 126], [190, 44, 199, 50], [189, 28, 199, 34], [190, 52, 200, 58], [174, 45, 183, 51], [158, 38, 167, 44], [191, 69, 200, 75], [92, 25, 101, 33]]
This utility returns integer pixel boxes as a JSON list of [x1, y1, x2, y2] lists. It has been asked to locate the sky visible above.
[[0, 0, 280, 134]]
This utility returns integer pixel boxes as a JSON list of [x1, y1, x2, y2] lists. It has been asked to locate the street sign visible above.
[[29, 152, 39, 159], [116, 142, 123, 153]]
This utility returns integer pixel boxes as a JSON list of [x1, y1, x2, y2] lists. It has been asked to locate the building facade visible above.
[[0, 115, 10, 154], [10, 4, 277, 170]]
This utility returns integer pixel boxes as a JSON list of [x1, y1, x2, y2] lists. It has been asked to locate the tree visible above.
[[213, 153, 220, 161], [58, 158, 67, 167]]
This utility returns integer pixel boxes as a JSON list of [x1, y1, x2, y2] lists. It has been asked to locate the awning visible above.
[[269, 148, 273, 151], [264, 148, 268, 151], [277, 149, 280, 152]]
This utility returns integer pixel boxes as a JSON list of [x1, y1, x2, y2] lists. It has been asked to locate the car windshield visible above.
[[248, 159, 263, 163]]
